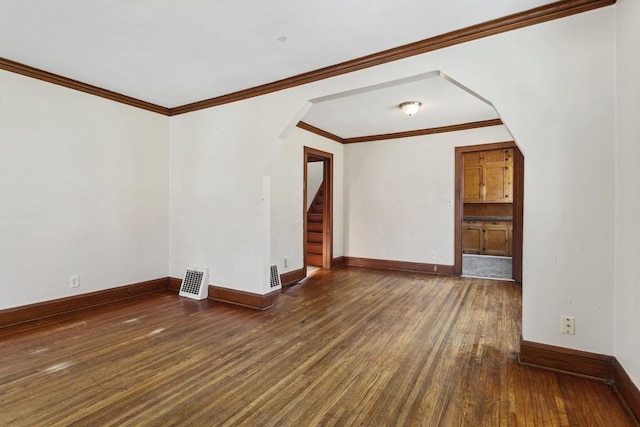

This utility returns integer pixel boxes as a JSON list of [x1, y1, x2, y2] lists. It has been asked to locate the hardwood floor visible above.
[[0, 267, 635, 426]]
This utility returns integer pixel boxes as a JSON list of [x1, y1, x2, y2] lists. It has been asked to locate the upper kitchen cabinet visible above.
[[463, 148, 513, 203]]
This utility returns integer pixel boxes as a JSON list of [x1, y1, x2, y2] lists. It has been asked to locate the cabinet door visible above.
[[463, 148, 513, 203], [484, 148, 512, 202], [463, 151, 483, 165], [463, 165, 483, 203], [462, 221, 482, 254], [483, 149, 508, 163], [483, 221, 510, 256], [483, 162, 509, 202]]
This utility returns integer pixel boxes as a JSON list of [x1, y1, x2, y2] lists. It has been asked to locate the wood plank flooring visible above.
[[0, 267, 635, 426]]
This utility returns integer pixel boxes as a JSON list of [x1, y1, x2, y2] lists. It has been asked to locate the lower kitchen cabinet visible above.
[[463, 220, 512, 256], [462, 220, 483, 254], [483, 221, 511, 256]]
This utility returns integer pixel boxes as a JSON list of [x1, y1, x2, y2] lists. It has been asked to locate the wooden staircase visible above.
[[307, 185, 324, 267]]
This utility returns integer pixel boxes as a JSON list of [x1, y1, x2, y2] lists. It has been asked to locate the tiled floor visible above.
[[462, 254, 512, 280]]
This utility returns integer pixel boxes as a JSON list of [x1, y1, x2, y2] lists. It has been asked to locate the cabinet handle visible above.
[[492, 221, 499, 224]]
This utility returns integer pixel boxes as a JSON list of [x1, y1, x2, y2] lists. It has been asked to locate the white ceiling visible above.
[[303, 72, 500, 139], [1, 0, 553, 109]]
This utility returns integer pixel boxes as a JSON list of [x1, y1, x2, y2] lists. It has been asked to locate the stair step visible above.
[[307, 253, 323, 266], [307, 243, 323, 254], [308, 213, 323, 223], [307, 222, 323, 232], [310, 204, 323, 214], [307, 232, 323, 243]]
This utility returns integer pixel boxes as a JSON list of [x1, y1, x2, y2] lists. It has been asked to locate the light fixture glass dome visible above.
[[399, 101, 422, 116]]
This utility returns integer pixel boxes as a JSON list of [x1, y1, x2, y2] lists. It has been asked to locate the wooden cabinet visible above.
[[483, 221, 512, 256], [463, 149, 513, 203], [462, 220, 483, 254], [463, 220, 512, 256], [463, 165, 483, 202]]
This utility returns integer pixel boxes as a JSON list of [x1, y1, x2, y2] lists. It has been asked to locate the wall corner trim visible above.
[[168, 277, 182, 292], [280, 268, 306, 286], [519, 340, 613, 381], [0, 277, 170, 329], [208, 285, 277, 311], [331, 256, 346, 268], [520, 340, 640, 424], [613, 358, 640, 423], [343, 257, 453, 275]]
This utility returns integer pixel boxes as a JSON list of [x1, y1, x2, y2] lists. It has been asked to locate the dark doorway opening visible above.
[[454, 141, 524, 284], [303, 147, 333, 274]]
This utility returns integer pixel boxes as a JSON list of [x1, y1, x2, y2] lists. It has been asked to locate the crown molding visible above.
[[0, 57, 169, 115], [297, 119, 503, 144], [343, 119, 504, 144], [168, 0, 615, 115], [1, 0, 615, 116], [296, 122, 344, 143]]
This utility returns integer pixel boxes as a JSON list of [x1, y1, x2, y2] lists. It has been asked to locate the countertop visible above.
[[463, 216, 513, 221]]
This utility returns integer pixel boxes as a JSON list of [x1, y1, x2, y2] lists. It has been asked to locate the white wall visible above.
[[270, 127, 344, 275], [168, 96, 315, 294], [615, 0, 640, 388], [344, 126, 512, 265], [0, 70, 169, 310], [506, 11, 615, 354], [170, 7, 616, 355]]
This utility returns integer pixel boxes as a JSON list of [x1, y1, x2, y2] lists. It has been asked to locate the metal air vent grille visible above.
[[179, 267, 209, 300], [270, 265, 281, 288]]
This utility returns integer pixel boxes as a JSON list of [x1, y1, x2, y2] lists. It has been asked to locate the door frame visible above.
[[454, 141, 524, 283], [303, 147, 333, 272]]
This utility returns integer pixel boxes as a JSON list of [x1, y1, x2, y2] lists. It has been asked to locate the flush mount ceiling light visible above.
[[399, 101, 422, 117]]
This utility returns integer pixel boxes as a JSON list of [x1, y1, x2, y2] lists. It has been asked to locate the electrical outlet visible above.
[[430, 251, 437, 260], [561, 315, 575, 335], [69, 275, 79, 288]]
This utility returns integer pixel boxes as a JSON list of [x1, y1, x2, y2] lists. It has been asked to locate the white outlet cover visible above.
[[70, 275, 79, 288], [561, 315, 575, 335]]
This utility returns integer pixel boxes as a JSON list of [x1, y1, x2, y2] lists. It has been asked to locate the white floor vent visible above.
[[179, 267, 209, 300], [270, 265, 281, 288]]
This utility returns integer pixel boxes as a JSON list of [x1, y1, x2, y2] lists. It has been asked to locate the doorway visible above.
[[303, 147, 333, 274], [454, 142, 524, 283]]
